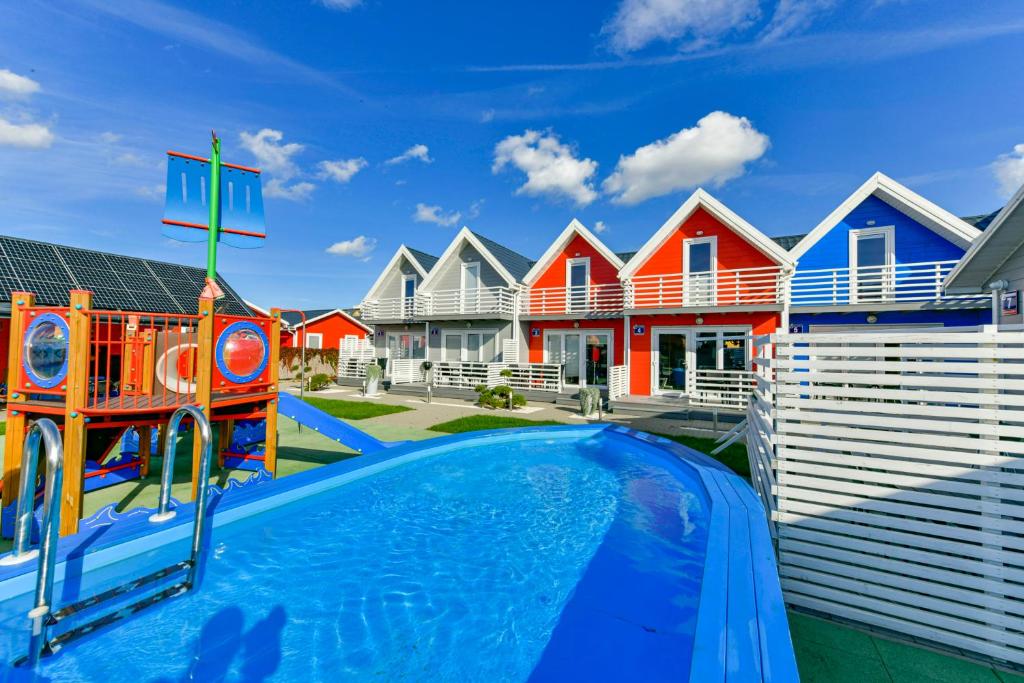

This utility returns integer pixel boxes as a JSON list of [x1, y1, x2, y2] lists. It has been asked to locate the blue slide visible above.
[[277, 392, 393, 455]]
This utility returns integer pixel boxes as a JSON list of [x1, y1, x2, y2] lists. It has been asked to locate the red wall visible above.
[[284, 313, 369, 349], [628, 311, 779, 395], [526, 319, 626, 365], [533, 233, 621, 288], [634, 206, 775, 277]]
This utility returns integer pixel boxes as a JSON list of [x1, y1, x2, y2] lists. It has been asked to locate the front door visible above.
[[585, 333, 610, 386], [545, 330, 612, 387], [653, 329, 688, 396]]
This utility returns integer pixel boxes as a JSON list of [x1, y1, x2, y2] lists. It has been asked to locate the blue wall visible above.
[[797, 195, 965, 271], [790, 307, 991, 330]]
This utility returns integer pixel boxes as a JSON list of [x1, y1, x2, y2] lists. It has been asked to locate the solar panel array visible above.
[[0, 235, 251, 316]]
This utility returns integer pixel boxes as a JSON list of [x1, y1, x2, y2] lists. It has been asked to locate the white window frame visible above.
[[650, 325, 751, 396], [566, 257, 590, 312], [543, 328, 613, 388], [441, 328, 498, 362], [304, 332, 323, 350], [461, 262, 482, 314], [849, 225, 895, 303], [683, 236, 717, 306]]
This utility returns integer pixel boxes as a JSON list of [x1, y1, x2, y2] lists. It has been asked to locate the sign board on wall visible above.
[[531, 328, 540, 337], [789, 324, 804, 334], [632, 324, 645, 335], [1003, 291, 1019, 317]]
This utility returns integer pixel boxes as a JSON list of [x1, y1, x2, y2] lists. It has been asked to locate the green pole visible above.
[[206, 133, 221, 281]]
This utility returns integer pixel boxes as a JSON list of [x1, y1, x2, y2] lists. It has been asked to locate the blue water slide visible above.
[[276, 392, 392, 455]]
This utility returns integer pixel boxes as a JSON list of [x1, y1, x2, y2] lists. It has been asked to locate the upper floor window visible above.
[[567, 258, 589, 312], [849, 227, 894, 302], [684, 237, 717, 306]]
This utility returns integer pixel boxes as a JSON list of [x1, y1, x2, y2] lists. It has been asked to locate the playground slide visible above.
[[276, 392, 392, 455]]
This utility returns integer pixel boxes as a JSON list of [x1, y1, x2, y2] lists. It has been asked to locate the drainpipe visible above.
[[989, 280, 1008, 327]]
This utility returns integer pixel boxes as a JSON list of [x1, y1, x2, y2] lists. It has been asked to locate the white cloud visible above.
[[98, 131, 122, 144], [0, 69, 41, 98], [467, 199, 484, 219], [326, 235, 376, 260], [759, 0, 837, 43], [264, 178, 316, 201], [135, 184, 164, 201], [385, 144, 432, 165], [480, 109, 496, 123], [603, 111, 769, 204], [492, 129, 598, 206], [594, 220, 609, 234], [414, 203, 462, 227], [603, 0, 760, 53], [318, 0, 363, 9], [239, 128, 304, 179], [993, 144, 1024, 198], [0, 118, 54, 148], [317, 157, 367, 183]]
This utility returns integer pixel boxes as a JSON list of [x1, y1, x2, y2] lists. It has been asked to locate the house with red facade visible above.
[[615, 189, 794, 407], [279, 308, 372, 350], [519, 219, 627, 389]]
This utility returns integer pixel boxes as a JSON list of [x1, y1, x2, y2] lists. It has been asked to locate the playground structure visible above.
[[1, 289, 284, 537]]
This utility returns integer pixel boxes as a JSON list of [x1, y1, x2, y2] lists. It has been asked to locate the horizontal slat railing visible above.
[[389, 359, 423, 384], [626, 265, 784, 309], [520, 283, 624, 316], [608, 365, 628, 400], [419, 286, 516, 318], [753, 327, 1024, 668], [430, 361, 562, 392], [691, 369, 754, 409], [789, 260, 987, 306], [359, 297, 417, 321]]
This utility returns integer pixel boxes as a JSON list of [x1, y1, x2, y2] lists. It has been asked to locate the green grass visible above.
[[653, 432, 750, 479], [0, 421, 5, 436], [428, 415, 565, 433], [302, 396, 412, 420]]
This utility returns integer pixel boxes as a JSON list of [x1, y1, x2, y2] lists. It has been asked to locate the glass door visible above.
[[462, 263, 481, 313], [850, 229, 893, 303], [562, 333, 581, 385], [585, 333, 609, 386], [654, 331, 688, 395], [567, 259, 589, 313], [402, 275, 416, 317], [443, 334, 461, 361], [684, 239, 715, 306]]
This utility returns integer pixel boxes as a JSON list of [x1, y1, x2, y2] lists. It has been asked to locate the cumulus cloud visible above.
[[326, 235, 377, 260], [492, 129, 598, 206], [317, 157, 367, 183], [759, 0, 837, 43], [414, 203, 462, 227], [264, 178, 315, 201], [0, 119, 54, 148], [603, 111, 769, 205], [993, 144, 1024, 198], [594, 220, 609, 234], [603, 0, 760, 53], [385, 144, 432, 165], [318, 0, 363, 9], [0, 68, 41, 98]]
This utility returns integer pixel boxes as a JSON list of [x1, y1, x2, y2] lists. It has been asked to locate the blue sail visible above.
[[162, 153, 266, 248]]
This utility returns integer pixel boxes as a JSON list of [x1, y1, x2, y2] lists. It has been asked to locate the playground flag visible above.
[[162, 132, 266, 298]]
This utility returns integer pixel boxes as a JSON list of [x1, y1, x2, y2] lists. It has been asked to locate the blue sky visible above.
[[1, 0, 1023, 309]]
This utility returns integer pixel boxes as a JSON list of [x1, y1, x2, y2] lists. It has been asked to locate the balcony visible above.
[[789, 260, 988, 308], [419, 286, 516, 319], [359, 297, 418, 323], [626, 266, 785, 311], [520, 283, 625, 318]]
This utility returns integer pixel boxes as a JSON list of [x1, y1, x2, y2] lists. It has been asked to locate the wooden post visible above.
[[138, 425, 152, 478], [265, 309, 282, 477], [61, 290, 93, 536], [217, 419, 233, 467], [190, 297, 215, 500], [1, 292, 34, 510]]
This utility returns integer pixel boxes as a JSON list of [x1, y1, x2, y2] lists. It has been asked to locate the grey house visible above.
[[416, 227, 532, 363], [359, 245, 438, 363]]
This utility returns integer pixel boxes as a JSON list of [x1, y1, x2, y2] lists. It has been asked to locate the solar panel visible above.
[[3, 240, 58, 264]]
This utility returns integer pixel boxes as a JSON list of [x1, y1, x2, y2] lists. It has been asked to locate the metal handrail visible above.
[[149, 405, 214, 588], [1, 419, 64, 668]]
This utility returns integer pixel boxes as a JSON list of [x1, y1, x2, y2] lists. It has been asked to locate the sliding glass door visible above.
[[544, 330, 611, 387]]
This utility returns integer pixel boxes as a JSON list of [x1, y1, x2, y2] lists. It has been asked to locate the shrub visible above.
[[365, 363, 383, 382], [579, 387, 601, 417], [308, 373, 331, 392]]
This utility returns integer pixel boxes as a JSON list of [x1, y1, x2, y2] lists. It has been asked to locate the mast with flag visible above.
[[162, 131, 267, 299]]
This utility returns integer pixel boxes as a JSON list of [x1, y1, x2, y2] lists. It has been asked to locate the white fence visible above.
[[337, 338, 376, 379], [748, 327, 1024, 667], [691, 369, 754, 409], [431, 361, 562, 392], [389, 358, 423, 384], [608, 365, 629, 400]]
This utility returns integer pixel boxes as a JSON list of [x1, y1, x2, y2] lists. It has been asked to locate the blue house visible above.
[[787, 172, 989, 330]]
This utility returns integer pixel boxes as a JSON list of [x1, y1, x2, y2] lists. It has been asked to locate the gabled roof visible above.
[[362, 244, 437, 301], [619, 189, 795, 279], [0, 234, 251, 316], [771, 234, 806, 251], [961, 209, 1002, 231], [945, 183, 1024, 293], [280, 307, 372, 334], [789, 172, 981, 260], [522, 219, 625, 285], [419, 227, 533, 289]]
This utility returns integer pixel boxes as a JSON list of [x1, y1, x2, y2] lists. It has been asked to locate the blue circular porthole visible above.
[[23, 313, 70, 389], [215, 321, 270, 384]]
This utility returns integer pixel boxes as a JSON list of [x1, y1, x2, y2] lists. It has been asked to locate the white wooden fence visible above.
[[337, 338, 375, 379], [748, 326, 1024, 667], [389, 358, 423, 384], [691, 369, 754, 409], [431, 361, 562, 392], [608, 365, 629, 400]]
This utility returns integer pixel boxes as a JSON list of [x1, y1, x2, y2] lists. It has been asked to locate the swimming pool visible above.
[[0, 424, 796, 681]]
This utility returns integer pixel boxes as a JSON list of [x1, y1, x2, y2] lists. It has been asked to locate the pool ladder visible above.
[[6, 405, 215, 667]]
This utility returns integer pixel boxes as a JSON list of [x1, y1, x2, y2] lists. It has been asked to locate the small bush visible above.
[[365, 363, 383, 382], [308, 373, 331, 391]]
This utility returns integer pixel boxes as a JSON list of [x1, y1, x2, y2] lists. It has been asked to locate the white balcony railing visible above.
[[419, 286, 516, 318], [520, 283, 625, 317], [359, 297, 418, 322], [431, 361, 562, 393], [691, 369, 754, 410], [626, 266, 784, 309], [789, 260, 986, 307]]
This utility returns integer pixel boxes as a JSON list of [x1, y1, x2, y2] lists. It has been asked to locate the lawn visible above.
[[428, 415, 565, 433], [655, 432, 750, 479], [302, 396, 412, 420]]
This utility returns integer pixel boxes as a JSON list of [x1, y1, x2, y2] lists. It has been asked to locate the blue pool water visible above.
[[0, 429, 713, 681]]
